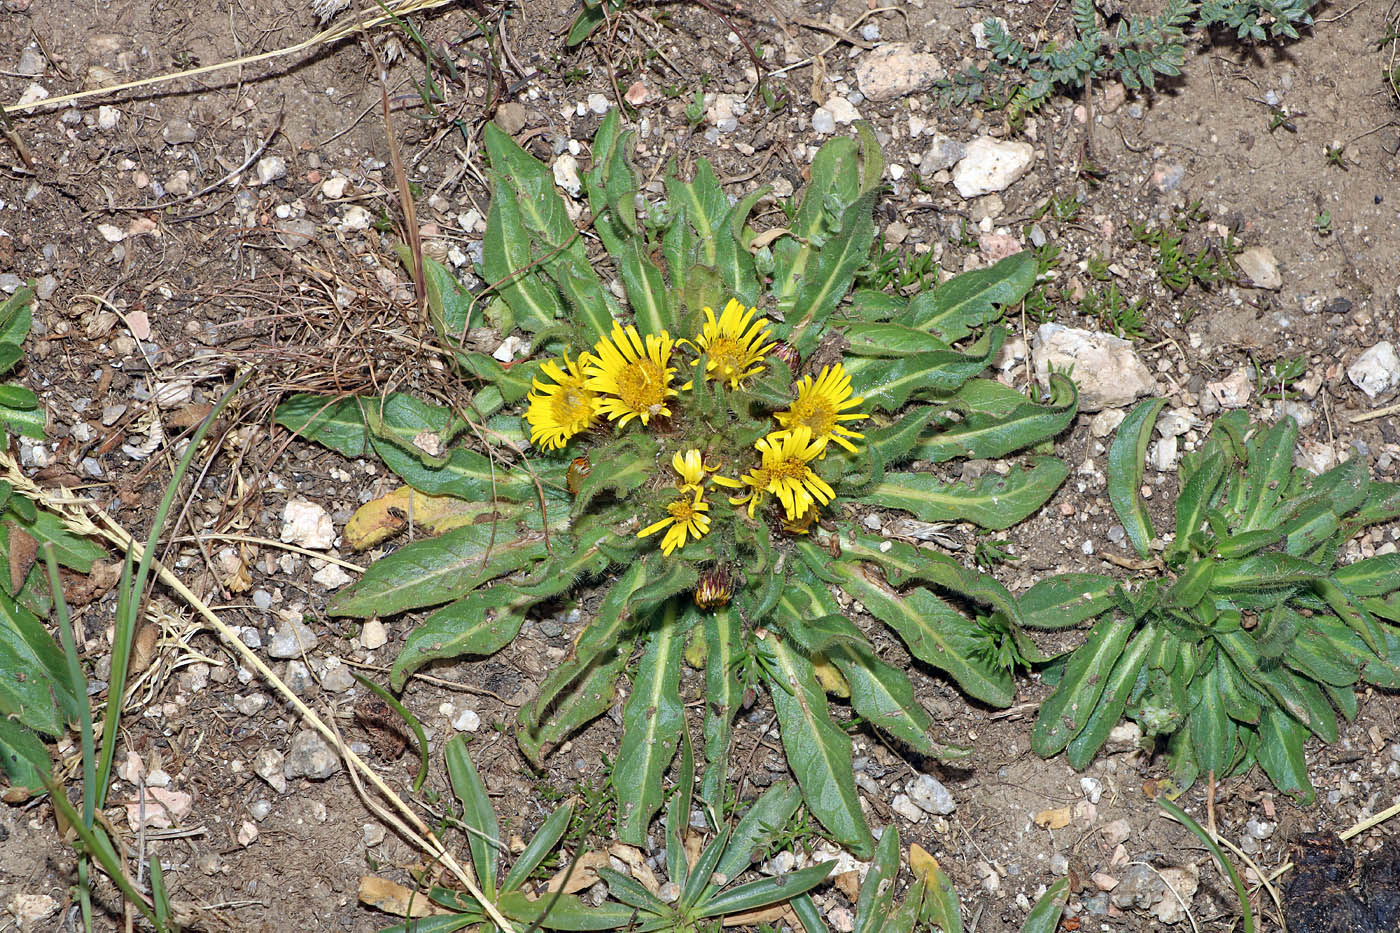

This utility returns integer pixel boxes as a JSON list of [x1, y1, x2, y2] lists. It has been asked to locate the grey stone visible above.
[[906, 773, 956, 815], [919, 133, 965, 173], [495, 102, 527, 135], [162, 119, 198, 145], [318, 656, 355, 693], [284, 660, 315, 695], [890, 793, 925, 823], [277, 218, 317, 250], [1235, 247, 1282, 290], [284, 728, 340, 780], [267, 617, 318, 658], [254, 156, 287, 186], [17, 47, 45, 77]]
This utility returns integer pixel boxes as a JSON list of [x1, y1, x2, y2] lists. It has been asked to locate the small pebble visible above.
[[254, 156, 287, 186]]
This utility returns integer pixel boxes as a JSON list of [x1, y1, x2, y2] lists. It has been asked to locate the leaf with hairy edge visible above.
[[482, 189, 568, 333], [502, 803, 575, 894], [710, 781, 803, 892], [391, 584, 542, 689], [1032, 618, 1135, 756], [370, 437, 539, 504], [0, 589, 79, 736], [1065, 622, 1158, 768], [867, 456, 1068, 530], [620, 240, 672, 338], [912, 373, 1077, 463], [697, 863, 835, 920], [12, 509, 104, 572], [786, 190, 877, 353], [0, 715, 50, 800], [615, 601, 685, 846], [451, 349, 538, 404], [909, 845, 963, 933], [402, 250, 478, 340], [663, 203, 695, 296], [330, 522, 548, 617], [519, 645, 633, 769], [772, 137, 861, 313], [666, 159, 730, 274], [1167, 445, 1225, 561], [812, 550, 1013, 706], [1238, 416, 1299, 533], [1256, 707, 1313, 803], [700, 606, 743, 813], [275, 395, 374, 457], [1018, 573, 1117, 629], [583, 109, 638, 257], [853, 824, 900, 933], [828, 641, 942, 755], [716, 187, 765, 304], [520, 561, 648, 758], [755, 632, 874, 857], [855, 330, 1004, 413], [485, 123, 578, 253], [1107, 397, 1166, 558], [497, 889, 640, 929], [572, 434, 660, 516], [904, 251, 1035, 342], [1334, 554, 1400, 597], [444, 735, 500, 898], [1341, 481, 1400, 540], [665, 723, 695, 888]]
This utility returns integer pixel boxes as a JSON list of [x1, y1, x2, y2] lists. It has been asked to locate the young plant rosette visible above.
[[275, 111, 1081, 855]]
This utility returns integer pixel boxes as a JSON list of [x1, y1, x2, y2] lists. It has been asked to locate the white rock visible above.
[[1033, 324, 1156, 412], [318, 656, 356, 692], [1155, 407, 1197, 437], [824, 96, 860, 125], [906, 773, 956, 815], [254, 156, 287, 186], [706, 93, 746, 132], [1080, 776, 1103, 804], [360, 618, 388, 650], [1149, 436, 1178, 472], [1234, 247, 1281, 290], [586, 93, 609, 115], [281, 498, 335, 549], [312, 562, 352, 589], [493, 333, 529, 362], [17, 47, 46, 77], [552, 153, 583, 198], [162, 119, 198, 145], [321, 175, 348, 199], [17, 83, 50, 108], [919, 133, 965, 173], [1276, 400, 1315, 428], [951, 137, 1035, 198], [1347, 341, 1400, 399], [452, 708, 481, 732], [811, 106, 837, 135], [97, 105, 121, 131], [97, 223, 126, 243], [1205, 366, 1253, 410], [340, 204, 372, 231], [890, 793, 925, 823], [1295, 440, 1337, 475], [854, 43, 946, 101], [267, 616, 319, 659], [7, 893, 58, 925], [253, 748, 288, 794], [284, 729, 340, 780], [971, 18, 1008, 49], [1090, 408, 1127, 438]]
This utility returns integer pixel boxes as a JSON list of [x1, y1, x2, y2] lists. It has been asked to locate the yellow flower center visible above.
[[785, 395, 837, 439], [616, 359, 668, 414], [704, 337, 750, 383], [553, 386, 593, 425], [770, 456, 810, 485], [668, 496, 701, 523]]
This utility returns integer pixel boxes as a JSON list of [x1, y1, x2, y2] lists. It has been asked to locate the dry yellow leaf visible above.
[[723, 903, 801, 927], [812, 652, 851, 698], [544, 849, 610, 894], [1033, 805, 1073, 830], [909, 843, 940, 885], [609, 842, 662, 894], [357, 876, 448, 917], [345, 485, 494, 550]]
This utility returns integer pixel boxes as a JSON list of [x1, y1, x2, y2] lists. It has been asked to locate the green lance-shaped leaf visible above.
[[450, 348, 538, 404], [917, 854, 964, 933], [708, 781, 803, 894], [817, 555, 1014, 707], [851, 823, 900, 933], [1341, 481, 1400, 540], [1022, 879, 1071, 933], [700, 606, 743, 813], [497, 889, 640, 930], [583, 109, 638, 257], [1333, 553, 1400, 597], [1238, 415, 1299, 533], [854, 329, 1004, 413], [9, 508, 104, 574], [912, 373, 1077, 464], [0, 710, 51, 797], [369, 436, 538, 505], [0, 287, 33, 354], [543, 253, 618, 345], [615, 601, 685, 846], [0, 588, 80, 736], [404, 250, 479, 341], [1256, 707, 1313, 803], [665, 723, 695, 888], [1168, 445, 1225, 561], [482, 186, 569, 333], [785, 190, 877, 354], [1032, 617, 1136, 756], [444, 734, 501, 899], [903, 251, 1036, 342], [1018, 573, 1117, 630], [391, 583, 542, 689], [1065, 622, 1159, 768], [844, 323, 952, 357], [755, 631, 874, 857], [866, 456, 1068, 531], [274, 394, 375, 457], [665, 158, 730, 273], [696, 862, 835, 920], [485, 123, 579, 253], [772, 136, 862, 312], [518, 645, 633, 770], [619, 240, 672, 338], [329, 521, 548, 617], [827, 640, 942, 756], [1189, 665, 1238, 778], [716, 186, 765, 304], [502, 802, 575, 894], [1107, 397, 1166, 558]]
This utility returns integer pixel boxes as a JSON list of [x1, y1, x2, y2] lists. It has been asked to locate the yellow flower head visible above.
[[586, 322, 678, 427], [638, 487, 711, 555], [756, 426, 834, 521], [672, 449, 707, 491], [713, 464, 770, 518], [525, 351, 597, 450], [774, 363, 867, 453], [687, 299, 775, 389]]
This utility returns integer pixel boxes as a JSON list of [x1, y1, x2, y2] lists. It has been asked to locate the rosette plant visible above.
[[277, 111, 1079, 855], [1022, 403, 1400, 801]]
